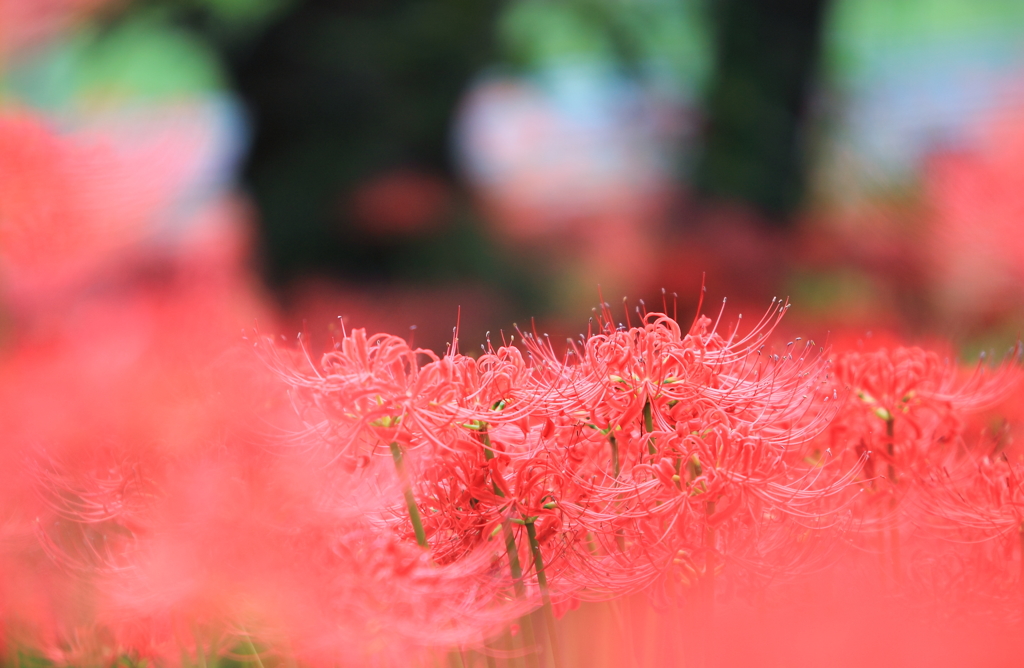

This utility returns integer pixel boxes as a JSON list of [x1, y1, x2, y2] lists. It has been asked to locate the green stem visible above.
[[208, 634, 222, 668], [481, 425, 497, 461], [241, 635, 265, 668], [504, 521, 540, 667], [480, 424, 527, 596], [524, 522, 552, 607], [884, 418, 902, 583], [389, 441, 428, 548], [192, 625, 207, 668], [479, 423, 527, 589], [608, 433, 621, 478], [607, 433, 626, 552], [526, 521, 562, 668], [478, 422, 542, 666], [643, 400, 656, 456], [503, 521, 526, 596], [491, 456, 537, 664], [885, 417, 897, 484]]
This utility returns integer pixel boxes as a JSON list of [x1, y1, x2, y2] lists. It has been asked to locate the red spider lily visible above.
[[882, 451, 1024, 623], [267, 327, 534, 461], [816, 343, 1021, 595], [100, 450, 520, 667], [509, 303, 857, 601], [0, 312, 513, 667], [0, 113, 154, 307], [0, 103, 275, 663], [270, 297, 862, 630], [6, 283, 1024, 665], [921, 452, 1024, 543], [0, 258, 282, 663], [828, 345, 1020, 502]]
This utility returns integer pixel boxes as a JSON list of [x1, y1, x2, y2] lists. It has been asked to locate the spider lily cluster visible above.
[[268, 300, 853, 613], [3, 291, 1019, 667]]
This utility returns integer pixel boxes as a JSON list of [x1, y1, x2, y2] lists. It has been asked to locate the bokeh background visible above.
[[3, 0, 1024, 353]]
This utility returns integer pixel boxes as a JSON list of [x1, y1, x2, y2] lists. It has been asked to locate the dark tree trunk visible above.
[[693, 0, 832, 224]]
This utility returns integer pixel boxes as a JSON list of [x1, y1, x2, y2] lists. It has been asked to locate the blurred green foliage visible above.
[[499, 0, 710, 95], [6, 9, 225, 109]]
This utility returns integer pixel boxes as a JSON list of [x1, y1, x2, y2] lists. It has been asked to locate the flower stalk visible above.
[[884, 416, 902, 583], [525, 519, 561, 668], [478, 422, 540, 665], [643, 399, 656, 456], [389, 441, 428, 549]]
